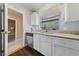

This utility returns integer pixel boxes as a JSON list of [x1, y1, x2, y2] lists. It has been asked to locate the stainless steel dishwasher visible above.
[[25, 33, 33, 48]]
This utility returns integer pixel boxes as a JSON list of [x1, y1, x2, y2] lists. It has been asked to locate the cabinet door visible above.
[[53, 44, 69, 56], [67, 47, 79, 56], [53, 37, 79, 56], [53, 44, 79, 56], [66, 4, 79, 22], [54, 44, 79, 56], [33, 34, 40, 51], [39, 35, 52, 56]]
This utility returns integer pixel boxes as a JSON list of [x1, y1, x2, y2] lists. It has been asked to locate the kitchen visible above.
[[0, 3, 79, 56]]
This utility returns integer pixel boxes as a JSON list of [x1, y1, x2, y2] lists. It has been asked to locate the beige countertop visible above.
[[26, 30, 79, 40]]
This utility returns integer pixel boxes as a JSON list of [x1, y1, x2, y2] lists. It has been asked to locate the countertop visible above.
[[26, 30, 79, 40]]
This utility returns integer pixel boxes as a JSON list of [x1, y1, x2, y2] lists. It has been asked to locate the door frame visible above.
[[8, 17, 17, 43], [4, 4, 24, 55], [0, 4, 4, 56]]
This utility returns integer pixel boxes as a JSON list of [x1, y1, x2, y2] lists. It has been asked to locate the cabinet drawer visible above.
[[54, 37, 79, 50]]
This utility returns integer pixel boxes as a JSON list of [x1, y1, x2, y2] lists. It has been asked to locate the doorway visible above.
[[8, 8, 23, 55]]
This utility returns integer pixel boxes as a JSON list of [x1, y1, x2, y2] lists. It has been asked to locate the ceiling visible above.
[[18, 3, 48, 12]]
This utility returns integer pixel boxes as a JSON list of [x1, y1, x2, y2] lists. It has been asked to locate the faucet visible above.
[[44, 24, 48, 32], [46, 27, 48, 32]]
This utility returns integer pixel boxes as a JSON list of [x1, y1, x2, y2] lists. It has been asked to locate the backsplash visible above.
[[63, 21, 79, 31], [41, 19, 59, 30]]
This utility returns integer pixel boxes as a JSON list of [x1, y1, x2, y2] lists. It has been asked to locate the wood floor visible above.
[[10, 46, 44, 56]]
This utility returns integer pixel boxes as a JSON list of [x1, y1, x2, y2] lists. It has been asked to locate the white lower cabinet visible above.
[[67, 48, 79, 56], [39, 35, 52, 56], [53, 44, 69, 56], [33, 33, 79, 56], [33, 34, 40, 51], [53, 37, 79, 56], [53, 44, 79, 56]]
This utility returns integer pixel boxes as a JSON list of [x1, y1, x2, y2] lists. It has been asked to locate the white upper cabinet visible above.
[[60, 3, 79, 22], [31, 12, 39, 25], [59, 3, 79, 30], [64, 3, 79, 22]]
